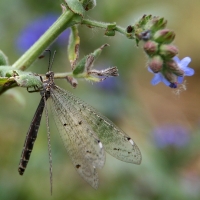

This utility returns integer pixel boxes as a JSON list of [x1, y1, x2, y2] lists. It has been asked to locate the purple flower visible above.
[[16, 14, 70, 53], [152, 124, 190, 148], [96, 76, 123, 93], [148, 56, 194, 88]]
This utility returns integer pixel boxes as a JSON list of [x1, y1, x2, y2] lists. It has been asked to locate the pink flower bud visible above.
[[165, 60, 184, 76], [148, 56, 163, 73], [143, 41, 158, 56], [159, 44, 179, 59], [153, 29, 175, 44]]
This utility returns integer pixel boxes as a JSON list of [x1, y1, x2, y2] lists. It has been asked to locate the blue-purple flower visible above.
[[148, 56, 194, 88], [16, 14, 70, 53], [152, 124, 190, 148]]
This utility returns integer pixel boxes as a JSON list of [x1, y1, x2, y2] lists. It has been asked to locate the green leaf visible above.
[[14, 73, 42, 88], [68, 25, 80, 69], [65, 0, 85, 18], [0, 66, 42, 89], [73, 56, 87, 75], [73, 44, 109, 76], [0, 77, 9, 85], [105, 23, 116, 36]]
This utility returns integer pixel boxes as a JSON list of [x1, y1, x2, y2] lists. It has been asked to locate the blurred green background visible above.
[[1, 0, 200, 199]]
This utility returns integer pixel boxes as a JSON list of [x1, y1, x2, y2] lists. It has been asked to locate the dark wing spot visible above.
[[76, 164, 81, 169], [63, 123, 67, 126], [78, 121, 82, 125], [86, 150, 91, 154]]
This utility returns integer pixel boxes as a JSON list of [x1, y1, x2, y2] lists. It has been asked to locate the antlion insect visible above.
[[18, 50, 142, 193]]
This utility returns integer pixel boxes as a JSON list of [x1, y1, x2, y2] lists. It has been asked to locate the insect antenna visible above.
[[45, 49, 56, 72]]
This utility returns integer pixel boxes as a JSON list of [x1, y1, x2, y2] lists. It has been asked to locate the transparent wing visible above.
[[54, 86, 142, 165], [50, 88, 106, 189]]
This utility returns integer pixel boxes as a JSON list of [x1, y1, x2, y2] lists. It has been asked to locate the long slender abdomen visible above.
[[18, 97, 45, 175]]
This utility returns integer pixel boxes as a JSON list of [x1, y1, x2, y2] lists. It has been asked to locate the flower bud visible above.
[[153, 29, 175, 44], [163, 69, 177, 83], [82, 0, 96, 11], [143, 41, 158, 56], [150, 17, 167, 31], [165, 60, 184, 76], [159, 44, 179, 59], [148, 55, 163, 73], [126, 25, 133, 33]]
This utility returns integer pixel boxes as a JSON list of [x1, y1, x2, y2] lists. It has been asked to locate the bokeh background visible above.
[[0, 0, 200, 199]]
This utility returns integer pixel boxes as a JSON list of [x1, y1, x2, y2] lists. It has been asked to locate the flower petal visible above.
[[148, 66, 153, 73], [151, 73, 162, 85], [161, 75, 171, 86], [184, 67, 195, 76], [177, 76, 184, 84], [173, 56, 180, 64], [179, 57, 191, 69]]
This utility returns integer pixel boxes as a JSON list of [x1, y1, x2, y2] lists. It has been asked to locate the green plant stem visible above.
[[12, 10, 76, 71], [40, 72, 73, 80], [81, 19, 130, 36]]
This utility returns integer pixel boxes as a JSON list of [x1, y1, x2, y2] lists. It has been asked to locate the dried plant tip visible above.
[[85, 55, 95, 72], [100, 43, 110, 50], [61, 3, 67, 13], [88, 67, 119, 77], [65, 76, 78, 88]]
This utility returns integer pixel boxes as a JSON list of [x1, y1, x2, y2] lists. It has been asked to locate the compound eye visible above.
[[46, 72, 50, 78]]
